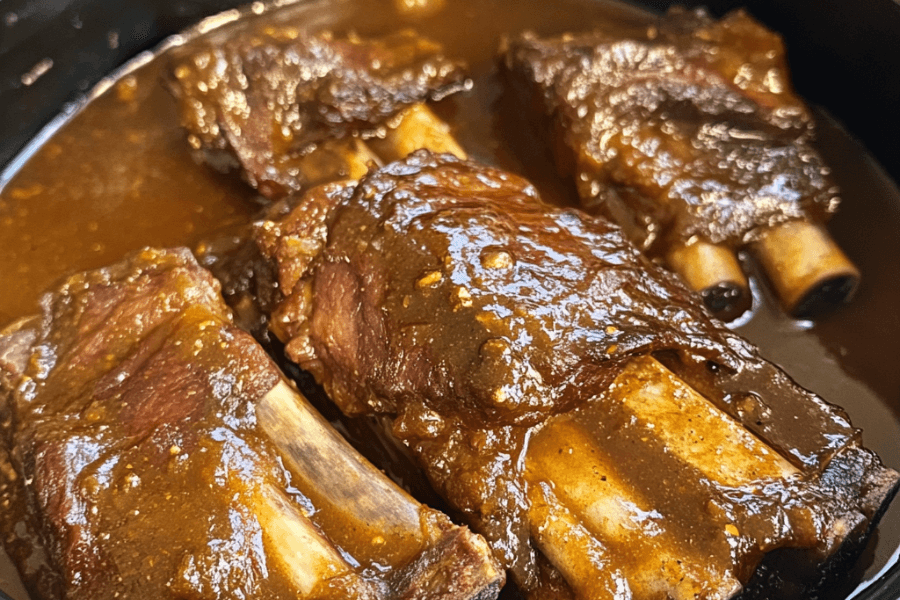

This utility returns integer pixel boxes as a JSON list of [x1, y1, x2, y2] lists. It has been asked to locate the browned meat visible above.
[[0, 247, 502, 600], [255, 151, 898, 598], [168, 22, 468, 199], [502, 8, 835, 253]]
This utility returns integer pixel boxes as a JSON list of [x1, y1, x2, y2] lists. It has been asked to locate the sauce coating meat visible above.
[[503, 8, 859, 320], [169, 24, 468, 199], [0, 247, 502, 600], [262, 152, 730, 423], [255, 150, 899, 598], [503, 8, 833, 251]]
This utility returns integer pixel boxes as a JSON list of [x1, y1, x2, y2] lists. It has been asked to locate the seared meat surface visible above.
[[261, 157, 724, 424], [168, 21, 468, 199], [256, 151, 898, 598], [0, 249, 292, 599], [0, 247, 502, 600], [503, 8, 837, 253]]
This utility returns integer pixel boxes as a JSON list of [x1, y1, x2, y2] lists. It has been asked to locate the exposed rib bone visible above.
[[526, 414, 743, 600], [667, 240, 751, 321], [253, 482, 372, 596], [259, 380, 426, 568], [607, 356, 797, 485], [372, 104, 468, 161], [521, 355, 880, 599], [525, 481, 628, 599], [753, 221, 860, 319]]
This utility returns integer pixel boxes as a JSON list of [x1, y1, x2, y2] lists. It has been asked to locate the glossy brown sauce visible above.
[[0, 0, 897, 598]]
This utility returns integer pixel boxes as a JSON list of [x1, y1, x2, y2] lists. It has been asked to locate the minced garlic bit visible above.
[[492, 387, 509, 406], [481, 250, 513, 269], [416, 270, 442, 288], [452, 286, 473, 309]]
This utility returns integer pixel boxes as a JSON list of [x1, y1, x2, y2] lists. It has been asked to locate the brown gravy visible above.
[[0, 0, 897, 597]]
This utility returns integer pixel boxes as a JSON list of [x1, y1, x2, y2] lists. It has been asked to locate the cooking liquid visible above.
[[0, 0, 897, 598]]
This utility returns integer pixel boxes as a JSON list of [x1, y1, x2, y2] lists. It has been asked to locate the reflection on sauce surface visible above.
[[0, 0, 897, 598]]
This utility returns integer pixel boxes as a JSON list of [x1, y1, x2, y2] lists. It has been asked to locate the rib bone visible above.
[[666, 240, 750, 322], [607, 356, 797, 485], [526, 416, 743, 599], [252, 482, 369, 596], [258, 380, 426, 568], [753, 220, 860, 319], [372, 104, 468, 161]]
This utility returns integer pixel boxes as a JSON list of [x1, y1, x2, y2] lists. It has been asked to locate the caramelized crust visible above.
[[256, 151, 898, 596], [503, 8, 838, 253], [168, 22, 468, 199]]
